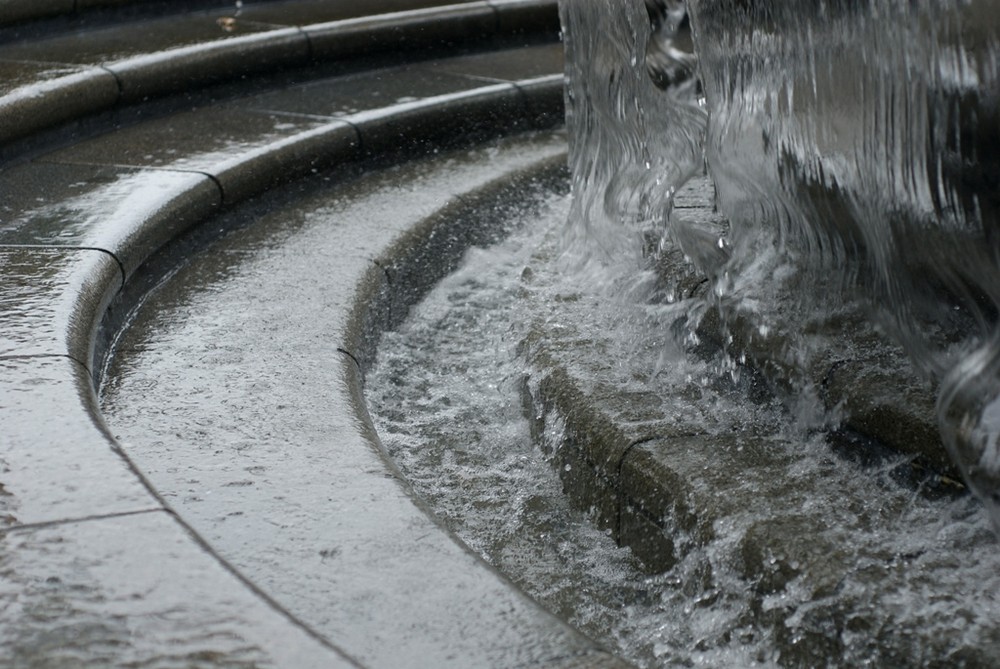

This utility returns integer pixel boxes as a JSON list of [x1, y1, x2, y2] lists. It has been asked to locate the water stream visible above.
[[562, 0, 1000, 528], [365, 177, 1000, 667], [367, 1, 1000, 665]]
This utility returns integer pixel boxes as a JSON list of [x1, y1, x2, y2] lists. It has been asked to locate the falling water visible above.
[[563, 0, 1000, 526], [366, 1, 1000, 664], [558, 0, 706, 276]]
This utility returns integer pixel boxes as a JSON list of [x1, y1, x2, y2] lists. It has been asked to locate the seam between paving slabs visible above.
[[0, 80, 588, 667], [0, 243, 128, 296], [0, 507, 162, 536]]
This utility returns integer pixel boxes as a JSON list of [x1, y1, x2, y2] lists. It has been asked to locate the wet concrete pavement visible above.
[[0, 1, 635, 667], [99, 133, 626, 669]]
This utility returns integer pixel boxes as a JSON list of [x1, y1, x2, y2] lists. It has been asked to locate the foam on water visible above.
[[366, 185, 1000, 667]]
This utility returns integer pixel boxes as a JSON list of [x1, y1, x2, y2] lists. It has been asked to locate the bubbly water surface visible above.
[[366, 186, 1000, 667]]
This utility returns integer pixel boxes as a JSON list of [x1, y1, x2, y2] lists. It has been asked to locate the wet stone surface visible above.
[[0, 163, 220, 278], [0, 356, 156, 528], [100, 134, 607, 669], [0, 512, 355, 669], [0, 248, 120, 361]]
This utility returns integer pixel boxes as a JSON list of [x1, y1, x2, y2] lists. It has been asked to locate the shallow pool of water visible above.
[[366, 184, 1000, 668]]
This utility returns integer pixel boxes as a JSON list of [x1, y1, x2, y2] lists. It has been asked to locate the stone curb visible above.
[[517, 304, 985, 665], [0, 0, 559, 147], [0, 18, 638, 663], [517, 168, 963, 574]]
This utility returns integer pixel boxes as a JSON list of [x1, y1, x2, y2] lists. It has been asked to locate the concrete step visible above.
[[0, 2, 632, 667], [0, 0, 559, 153]]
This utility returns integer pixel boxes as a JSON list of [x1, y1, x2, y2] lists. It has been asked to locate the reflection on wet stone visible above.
[[0, 513, 342, 669]]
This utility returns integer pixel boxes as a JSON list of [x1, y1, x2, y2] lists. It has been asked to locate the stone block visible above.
[[553, 435, 620, 535], [0, 62, 120, 145], [304, 3, 497, 61], [40, 106, 359, 205], [619, 501, 677, 573], [824, 358, 947, 473], [108, 27, 310, 103], [619, 438, 706, 545], [0, 162, 220, 280]]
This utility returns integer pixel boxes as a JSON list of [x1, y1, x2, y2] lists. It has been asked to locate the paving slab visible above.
[[241, 63, 509, 118], [0, 356, 157, 528], [419, 42, 564, 82], [0, 511, 358, 668], [100, 133, 623, 668], [37, 106, 360, 205], [0, 163, 220, 280], [0, 247, 120, 362], [349, 84, 530, 157]]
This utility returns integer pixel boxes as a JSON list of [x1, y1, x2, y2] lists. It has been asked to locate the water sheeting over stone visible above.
[[562, 0, 1000, 528]]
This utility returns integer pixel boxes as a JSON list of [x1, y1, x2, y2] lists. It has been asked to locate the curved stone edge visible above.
[[0, 72, 638, 666], [85, 78, 566, 304], [339, 153, 632, 669], [516, 314, 987, 666], [0, 0, 559, 147]]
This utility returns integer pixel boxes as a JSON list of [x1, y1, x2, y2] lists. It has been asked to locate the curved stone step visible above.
[[0, 0, 559, 151], [0, 3, 634, 665]]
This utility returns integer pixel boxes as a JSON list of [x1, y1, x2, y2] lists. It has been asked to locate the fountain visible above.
[[365, 0, 1000, 665], [562, 0, 1000, 526], [25, 0, 997, 665]]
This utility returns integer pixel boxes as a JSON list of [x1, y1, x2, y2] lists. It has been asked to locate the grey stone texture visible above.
[[0, 1, 636, 666], [0, 0, 560, 145]]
